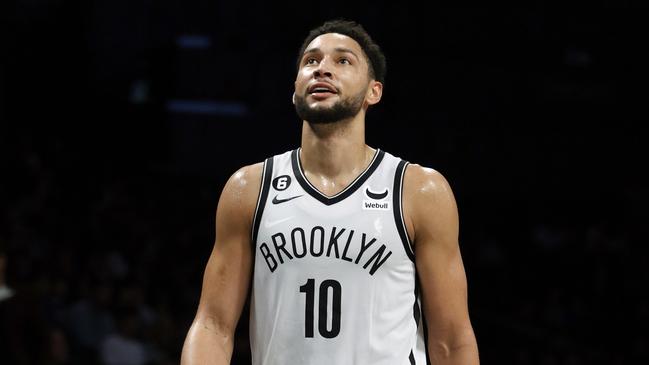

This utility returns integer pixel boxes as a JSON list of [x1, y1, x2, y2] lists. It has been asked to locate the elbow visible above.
[[431, 340, 477, 356], [428, 330, 479, 363], [193, 314, 235, 339]]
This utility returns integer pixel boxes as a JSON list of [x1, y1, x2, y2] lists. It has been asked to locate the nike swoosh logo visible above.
[[365, 188, 388, 200], [264, 216, 294, 228], [272, 194, 303, 204]]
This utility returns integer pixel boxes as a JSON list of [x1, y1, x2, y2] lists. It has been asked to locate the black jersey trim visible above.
[[423, 312, 432, 365], [393, 160, 415, 262], [291, 148, 385, 206], [416, 277, 431, 365], [251, 157, 273, 246], [409, 350, 416, 365], [413, 276, 421, 327]]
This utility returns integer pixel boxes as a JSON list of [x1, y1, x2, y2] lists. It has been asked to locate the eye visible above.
[[339, 58, 350, 65], [305, 58, 318, 65]]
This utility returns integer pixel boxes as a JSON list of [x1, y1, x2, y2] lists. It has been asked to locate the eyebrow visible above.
[[303, 47, 361, 61]]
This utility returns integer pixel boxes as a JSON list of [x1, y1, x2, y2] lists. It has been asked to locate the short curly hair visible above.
[[296, 19, 387, 85]]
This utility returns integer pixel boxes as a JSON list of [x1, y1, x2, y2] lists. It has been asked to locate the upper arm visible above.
[[402, 164, 475, 347], [194, 162, 263, 335]]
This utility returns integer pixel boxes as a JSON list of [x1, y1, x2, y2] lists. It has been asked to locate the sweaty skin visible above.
[[181, 32, 479, 365]]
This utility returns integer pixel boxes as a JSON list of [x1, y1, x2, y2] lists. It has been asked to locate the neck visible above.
[[300, 115, 372, 179]]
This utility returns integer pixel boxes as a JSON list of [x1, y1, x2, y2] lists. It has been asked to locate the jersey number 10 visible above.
[[299, 278, 342, 338]]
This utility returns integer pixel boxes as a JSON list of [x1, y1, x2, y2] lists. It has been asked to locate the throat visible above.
[[299, 145, 376, 197]]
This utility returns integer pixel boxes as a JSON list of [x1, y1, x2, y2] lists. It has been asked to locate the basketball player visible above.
[[181, 20, 479, 364]]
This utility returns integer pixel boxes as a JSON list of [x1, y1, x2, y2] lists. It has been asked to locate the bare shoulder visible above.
[[217, 162, 265, 225], [401, 163, 459, 245], [223, 162, 264, 196], [402, 163, 455, 201]]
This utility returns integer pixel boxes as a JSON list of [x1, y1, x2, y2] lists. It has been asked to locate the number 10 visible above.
[[299, 278, 342, 338]]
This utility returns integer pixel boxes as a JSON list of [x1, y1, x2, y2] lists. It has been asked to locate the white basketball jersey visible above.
[[250, 148, 428, 365]]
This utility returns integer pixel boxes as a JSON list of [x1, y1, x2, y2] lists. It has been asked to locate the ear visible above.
[[366, 80, 383, 106]]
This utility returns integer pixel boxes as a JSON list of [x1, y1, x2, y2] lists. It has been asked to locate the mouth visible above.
[[308, 83, 338, 96]]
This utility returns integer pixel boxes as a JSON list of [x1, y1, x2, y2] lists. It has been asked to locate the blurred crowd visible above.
[[1, 131, 196, 365]]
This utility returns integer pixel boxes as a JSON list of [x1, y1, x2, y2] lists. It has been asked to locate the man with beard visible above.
[[181, 20, 479, 365]]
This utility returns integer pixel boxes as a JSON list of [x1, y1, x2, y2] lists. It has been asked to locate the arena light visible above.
[[176, 35, 211, 50], [166, 99, 249, 117]]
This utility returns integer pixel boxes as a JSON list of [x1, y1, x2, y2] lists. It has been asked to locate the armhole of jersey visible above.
[[393, 159, 415, 262], [251, 157, 274, 247]]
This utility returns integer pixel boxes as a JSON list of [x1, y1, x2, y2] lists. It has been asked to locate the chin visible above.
[[309, 100, 336, 108]]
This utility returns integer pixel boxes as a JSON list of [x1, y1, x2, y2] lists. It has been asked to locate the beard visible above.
[[294, 89, 366, 125]]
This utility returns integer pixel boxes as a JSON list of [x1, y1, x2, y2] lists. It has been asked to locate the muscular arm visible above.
[[403, 165, 479, 364], [181, 163, 263, 365]]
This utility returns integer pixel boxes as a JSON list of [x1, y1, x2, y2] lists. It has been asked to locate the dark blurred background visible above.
[[1, 0, 648, 364]]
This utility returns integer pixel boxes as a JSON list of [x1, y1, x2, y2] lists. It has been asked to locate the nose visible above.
[[313, 58, 333, 79]]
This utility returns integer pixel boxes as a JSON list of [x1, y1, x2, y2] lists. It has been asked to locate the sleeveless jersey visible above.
[[249, 148, 428, 365]]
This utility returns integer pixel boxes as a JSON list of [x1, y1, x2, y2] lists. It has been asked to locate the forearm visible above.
[[427, 331, 479, 365], [181, 318, 235, 365]]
